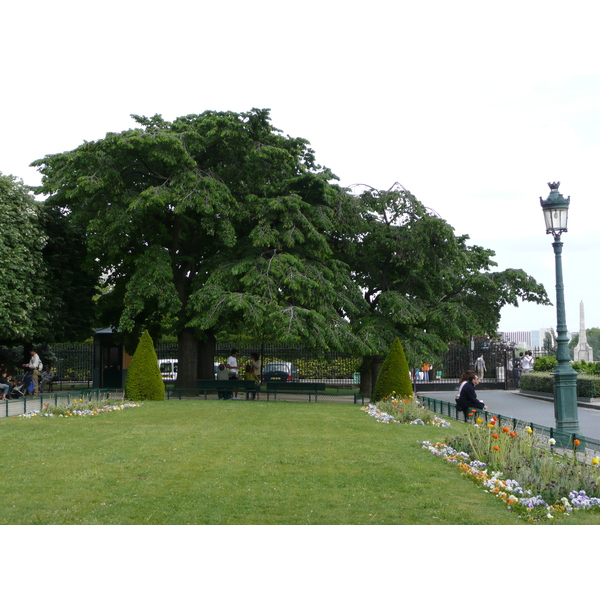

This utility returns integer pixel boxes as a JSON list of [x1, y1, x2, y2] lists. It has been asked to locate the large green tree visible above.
[[32, 109, 369, 388], [0, 172, 45, 343], [330, 184, 551, 391], [0, 173, 96, 347]]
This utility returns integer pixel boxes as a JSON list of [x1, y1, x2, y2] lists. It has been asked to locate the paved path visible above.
[[421, 389, 600, 440]]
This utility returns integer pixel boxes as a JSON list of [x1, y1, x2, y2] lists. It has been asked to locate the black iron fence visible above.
[[157, 342, 362, 383], [0, 343, 93, 390], [0, 341, 559, 390]]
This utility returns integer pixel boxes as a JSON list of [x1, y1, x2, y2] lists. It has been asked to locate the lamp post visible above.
[[539, 181, 580, 441]]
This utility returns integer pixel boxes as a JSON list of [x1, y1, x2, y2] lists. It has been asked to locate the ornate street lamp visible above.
[[539, 181, 580, 441]]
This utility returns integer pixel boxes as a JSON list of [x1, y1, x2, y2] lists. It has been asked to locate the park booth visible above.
[[93, 328, 132, 389]]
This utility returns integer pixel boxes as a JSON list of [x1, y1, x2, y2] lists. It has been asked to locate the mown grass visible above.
[[2, 400, 600, 525]]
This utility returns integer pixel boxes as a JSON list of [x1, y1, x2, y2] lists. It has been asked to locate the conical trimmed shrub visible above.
[[373, 337, 413, 402], [125, 330, 165, 401]]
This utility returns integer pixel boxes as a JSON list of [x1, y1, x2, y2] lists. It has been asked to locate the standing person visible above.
[[22, 348, 42, 396], [227, 349, 240, 399], [475, 354, 486, 380], [250, 352, 262, 400], [513, 352, 523, 391], [522, 351, 534, 374], [421, 362, 431, 381], [243, 364, 259, 400], [250, 353, 261, 378], [216, 363, 229, 399], [456, 373, 488, 421]]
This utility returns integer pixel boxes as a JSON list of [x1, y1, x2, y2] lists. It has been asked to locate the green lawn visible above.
[[2, 400, 600, 525]]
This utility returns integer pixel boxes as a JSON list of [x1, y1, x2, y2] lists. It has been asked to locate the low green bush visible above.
[[533, 356, 557, 372], [572, 360, 600, 375], [521, 371, 600, 398], [520, 372, 553, 393], [575, 375, 600, 398]]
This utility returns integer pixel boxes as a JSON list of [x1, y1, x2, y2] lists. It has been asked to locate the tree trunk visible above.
[[176, 328, 199, 391], [359, 355, 384, 397], [197, 329, 217, 379]]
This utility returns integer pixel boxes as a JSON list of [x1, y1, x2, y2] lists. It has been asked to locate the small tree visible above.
[[125, 330, 165, 401], [373, 337, 413, 402]]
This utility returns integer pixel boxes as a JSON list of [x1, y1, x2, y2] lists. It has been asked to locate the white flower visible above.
[[549, 438, 556, 446]]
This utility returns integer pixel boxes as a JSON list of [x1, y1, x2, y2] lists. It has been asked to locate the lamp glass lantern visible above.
[[540, 181, 570, 237]]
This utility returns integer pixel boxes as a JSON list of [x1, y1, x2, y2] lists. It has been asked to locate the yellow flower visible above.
[[526, 427, 533, 434], [592, 457, 599, 466], [476, 417, 483, 424]]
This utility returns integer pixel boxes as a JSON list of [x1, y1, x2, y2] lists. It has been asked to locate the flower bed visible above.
[[421, 414, 600, 521], [17, 399, 142, 418], [362, 395, 451, 427]]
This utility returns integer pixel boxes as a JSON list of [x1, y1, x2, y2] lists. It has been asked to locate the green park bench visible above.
[[196, 379, 258, 399], [265, 381, 326, 402]]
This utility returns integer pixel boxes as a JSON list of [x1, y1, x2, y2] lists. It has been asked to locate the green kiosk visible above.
[[93, 328, 132, 389]]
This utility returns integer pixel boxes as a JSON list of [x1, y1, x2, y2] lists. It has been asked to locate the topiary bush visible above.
[[125, 330, 165, 401], [373, 338, 413, 402]]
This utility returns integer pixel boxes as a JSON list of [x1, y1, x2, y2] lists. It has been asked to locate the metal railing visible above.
[[1, 389, 124, 418], [420, 395, 600, 453]]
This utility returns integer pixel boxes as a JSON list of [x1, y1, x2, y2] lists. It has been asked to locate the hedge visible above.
[[520, 372, 600, 398]]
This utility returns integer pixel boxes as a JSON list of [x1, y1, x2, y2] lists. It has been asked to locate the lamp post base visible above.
[[553, 368, 579, 445]]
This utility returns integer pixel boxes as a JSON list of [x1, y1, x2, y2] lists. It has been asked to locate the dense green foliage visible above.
[[0, 172, 96, 345], [533, 355, 558, 372], [330, 185, 551, 365], [373, 338, 413, 401], [33, 109, 367, 387], [571, 360, 600, 375], [124, 331, 165, 401], [31, 110, 549, 390], [0, 173, 46, 343]]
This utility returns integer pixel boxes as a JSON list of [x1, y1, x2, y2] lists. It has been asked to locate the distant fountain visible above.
[[573, 301, 594, 362]]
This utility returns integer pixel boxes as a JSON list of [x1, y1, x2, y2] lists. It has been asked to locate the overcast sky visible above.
[[3, 1, 600, 337]]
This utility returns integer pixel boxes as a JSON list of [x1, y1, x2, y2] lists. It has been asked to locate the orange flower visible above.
[[502, 426, 510, 433], [493, 445, 500, 451], [509, 431, 517, 437], [574, 439, 581, 447], [491, 433, 499, 439]]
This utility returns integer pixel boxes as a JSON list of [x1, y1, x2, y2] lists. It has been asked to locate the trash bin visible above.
[[353, 372, 361, 385]]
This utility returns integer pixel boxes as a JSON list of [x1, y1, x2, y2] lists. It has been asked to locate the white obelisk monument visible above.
[[574, 301, 593, 362]]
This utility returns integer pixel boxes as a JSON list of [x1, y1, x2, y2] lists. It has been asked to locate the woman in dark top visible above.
[[456, 373, 488, 421]]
